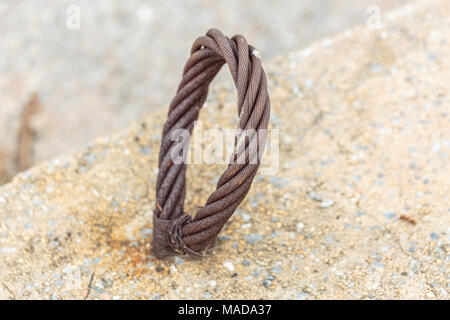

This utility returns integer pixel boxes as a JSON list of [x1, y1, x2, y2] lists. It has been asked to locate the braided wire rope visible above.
[[152, 28, 270, 258]]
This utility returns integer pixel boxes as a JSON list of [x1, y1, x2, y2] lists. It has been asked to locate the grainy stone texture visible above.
[[0, 0, 449, 299]]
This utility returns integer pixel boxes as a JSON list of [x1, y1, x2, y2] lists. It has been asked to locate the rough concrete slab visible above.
[[0, 0, 448, 299]]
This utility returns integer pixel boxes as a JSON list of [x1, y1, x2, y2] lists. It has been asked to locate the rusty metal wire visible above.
[[152, 28, 270, 258]]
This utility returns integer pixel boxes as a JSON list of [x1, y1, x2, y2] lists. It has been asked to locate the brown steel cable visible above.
[[152, 28, 270, 258]]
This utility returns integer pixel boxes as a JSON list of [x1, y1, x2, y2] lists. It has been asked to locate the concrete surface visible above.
[[0, 0, 449, 299]]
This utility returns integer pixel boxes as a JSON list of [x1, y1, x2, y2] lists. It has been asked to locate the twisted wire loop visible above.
[[152, 28, 270, 259]]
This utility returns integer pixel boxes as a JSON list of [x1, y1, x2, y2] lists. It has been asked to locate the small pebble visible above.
[[272, 267, 281, 274], [384, 212, 396, 219], [219, 234, 231, 241], [372, 262, 384, 268], [410, 259, 421, 272], [307, 191, 322, 202], [62, 266, 72, 274], [296, 292, 309, 300], [430, 232, 440, 240], [262, 279, 272, 287], [223, 261, 235, 272], [209, 280, 217, 288], [85, 153, 96, 163], [169, 264, 177, 274], [140, 146, 151, 155], [320, 198, 334, 208], [246, 234, 263, 244], [101, 278, 113, 288], [91, 286, 104, 294], [54, 280, 64, 287], [269, 176, 290, 189], [140, 228, 153, 235]]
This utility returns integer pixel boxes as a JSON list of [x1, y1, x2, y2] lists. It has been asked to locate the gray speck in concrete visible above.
[[139, 228, 153, 235], [153, 293, 163, 300], [140, 146, 151, 155], [307, 190, 322, 202], [269, 176, 290, 189], [78, 166, 88, 173], [54, 280, 64, 286], [430, 232, 440, 240], [48, 220, 58, 227], [85, 153, 96, 164], [431, 282, 440, 287], [272, 267, 281, 274], [91, 285, 104, 294], [320, 198, 334, 208], [50, 240, 60, 247], [262, 279, 272, 287], [296, 292, 309, 300], [372, 262, 384, 268], [246, 234, 263, 244], [410, 259, 421, 273], [384, 212, 396, 219], [428, 52, 437, 61], [101, 278, 113, 288], [62, 266, 72, 274], [219, 234, 231, 241]]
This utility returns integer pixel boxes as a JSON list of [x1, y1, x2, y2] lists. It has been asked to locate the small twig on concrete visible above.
[[400, 214, 417, 225], [16, 92, 41, 172], [2, 282, 16, 299], [83, 272, 95, 300]]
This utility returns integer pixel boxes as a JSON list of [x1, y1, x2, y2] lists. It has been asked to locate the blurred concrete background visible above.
[[0, 0, 408, 184]]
